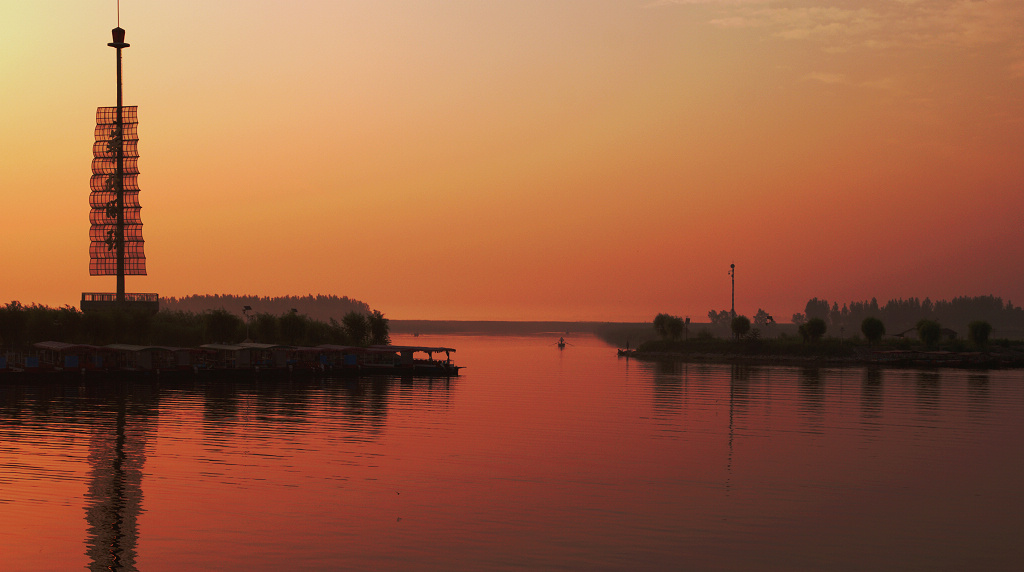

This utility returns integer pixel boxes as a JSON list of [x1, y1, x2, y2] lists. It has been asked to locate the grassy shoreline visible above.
[[621, 337, 1024, 369]]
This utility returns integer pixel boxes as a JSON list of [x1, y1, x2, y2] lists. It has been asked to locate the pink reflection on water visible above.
[[1, 336, 1023, 570]]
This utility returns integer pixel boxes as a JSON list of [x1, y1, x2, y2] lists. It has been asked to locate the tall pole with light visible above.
[[108, 26, 129, 303], [729, 263, 735, 319]]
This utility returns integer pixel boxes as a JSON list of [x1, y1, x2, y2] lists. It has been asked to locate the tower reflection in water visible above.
[[83, 384, 156, 571]]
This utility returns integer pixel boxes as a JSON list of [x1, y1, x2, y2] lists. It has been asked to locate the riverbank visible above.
[[619, 339, 1024, 369]]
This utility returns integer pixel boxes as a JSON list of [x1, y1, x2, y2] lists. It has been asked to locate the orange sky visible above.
[[2, 1, 1023, 321]]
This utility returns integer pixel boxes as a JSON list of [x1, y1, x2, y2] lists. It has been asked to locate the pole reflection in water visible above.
[[915, 370, 942, 413], [861, 367, 884, 423], [83, 384, 156, 572], [967, 372, 991, 419]]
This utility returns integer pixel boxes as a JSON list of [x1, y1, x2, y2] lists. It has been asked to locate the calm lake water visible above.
[[2, 334, 1023, 571]]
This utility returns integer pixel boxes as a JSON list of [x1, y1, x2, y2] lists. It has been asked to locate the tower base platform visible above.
[[81, 292, 159, 314]]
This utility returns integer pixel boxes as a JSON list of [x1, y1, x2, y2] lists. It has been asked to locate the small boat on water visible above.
[[557, 337, 566, 349], [348, 345, 461, 376]]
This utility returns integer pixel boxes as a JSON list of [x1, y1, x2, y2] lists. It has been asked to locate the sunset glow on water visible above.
[[2, 335, 1022, 570]]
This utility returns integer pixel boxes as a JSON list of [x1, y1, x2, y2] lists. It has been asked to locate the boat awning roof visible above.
[[33, 341, 100, 352], [105, 344, 178, 352], [369, 345, 456, 353], [200, 343, 295, 351], [284, 346, 323, 353], [237, 342, 294, 350], [317, 344, 363, 352], [200, 344, 245, 351]]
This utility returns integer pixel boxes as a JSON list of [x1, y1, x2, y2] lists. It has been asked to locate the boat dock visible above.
[[0, 342, 460, 379]]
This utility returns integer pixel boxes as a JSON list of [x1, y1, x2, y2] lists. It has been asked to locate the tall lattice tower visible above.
[[82, 26, 158, 314]]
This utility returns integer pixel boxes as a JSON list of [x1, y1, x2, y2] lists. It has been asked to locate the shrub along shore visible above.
[[0, 302, 390, 349], [622, 338, 1024, 368], [627, 315, 1024, 369]]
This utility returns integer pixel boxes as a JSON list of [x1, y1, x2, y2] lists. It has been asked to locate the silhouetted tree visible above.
[[343, 311, 370, 346], [279, 310, 307, 345], [151, 310, 203, 347], [368, 310, 391, 345], [829, 302, 842, 330], [861, 317, 885, 344], [0, 301, 29, 347], [305, 318, 338, 346], [252, 312, 279, 343], [0, 302, 371, 347], [968, 321, 992, 347], [800, 318, 827, 342], [82, 310, 117, 345], [161, 294, 371, 322], [653, 313, 684, 341], [666, 316, 684, 341], [731, 315, 751, 339], [805, 298, 831, 322], [916, 319, 942, 348], [124, 310, 154, 344], [204, 309, 243, 343], [791, 312, 806, 325], [801, 294, 1024, 335], [653, 313, 671, 339], [708, 310, 731, 326]]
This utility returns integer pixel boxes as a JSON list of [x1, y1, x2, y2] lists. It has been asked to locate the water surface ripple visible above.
[[1, 334, 1022, 570]]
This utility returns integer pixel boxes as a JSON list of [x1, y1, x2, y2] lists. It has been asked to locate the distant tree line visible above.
[[708, 308, 776, 328], [161, 294, 371, 322], [790, 295, 1024, 336], [653, 313, 686, 340], [641, 310, 1008, 357], [0, 301, 389, 349]]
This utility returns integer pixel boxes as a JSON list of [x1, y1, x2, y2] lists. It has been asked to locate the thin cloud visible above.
[[803, 72, 907, 95], [669, 0, 1024, 57], [803, 72, 851, 86], [648, 0, 770, 5]]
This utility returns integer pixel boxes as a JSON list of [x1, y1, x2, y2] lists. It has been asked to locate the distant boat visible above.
[[557, 337, 566, 349]]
